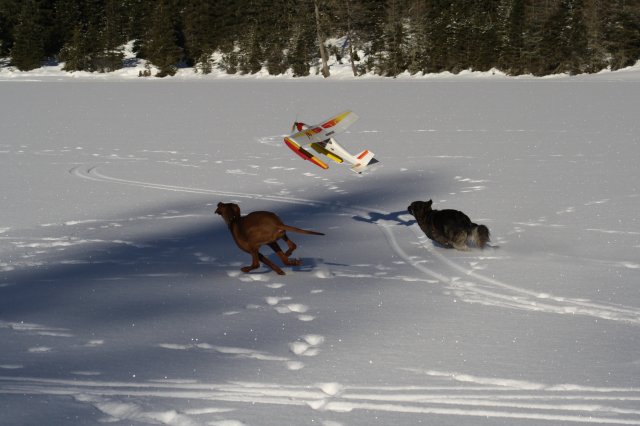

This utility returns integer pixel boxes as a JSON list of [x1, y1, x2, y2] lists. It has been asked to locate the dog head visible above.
[[215, 202, 241, 224], [408, 200, 433, 218]]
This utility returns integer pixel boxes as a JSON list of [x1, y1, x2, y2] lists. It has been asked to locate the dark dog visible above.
[[215, 202, 324, 275], [408, 200, 490, 250]]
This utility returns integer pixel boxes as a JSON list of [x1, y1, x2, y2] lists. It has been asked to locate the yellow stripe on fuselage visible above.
[[310, 143, 343, 163]]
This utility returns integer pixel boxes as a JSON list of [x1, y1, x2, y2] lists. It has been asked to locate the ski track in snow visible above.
[[1, 374, 640, 425], [70, 164, 640, 326]]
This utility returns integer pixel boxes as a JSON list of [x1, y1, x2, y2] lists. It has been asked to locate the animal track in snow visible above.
[[28, 346, 52, 353], [265, 283, 285, 289], [286, 303, 309, 313], [289, 334, 325, 357], [265, 296, 292, 306]]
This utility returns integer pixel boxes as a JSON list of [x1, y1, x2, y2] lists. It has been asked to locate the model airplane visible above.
[[283, 111, 378, 173]]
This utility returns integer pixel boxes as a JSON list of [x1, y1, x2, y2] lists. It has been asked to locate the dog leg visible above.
[[268, 242, 302, 267], [451, 232, 470, 251], [280, 233, 298, 257], [258, 252, 286, 275], [452, 243, 470, 251], [241, 251, 262, 273]]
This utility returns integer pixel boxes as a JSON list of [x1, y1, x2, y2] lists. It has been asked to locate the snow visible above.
[[1, 41, 640, 81], [1, 70, 640, 425]]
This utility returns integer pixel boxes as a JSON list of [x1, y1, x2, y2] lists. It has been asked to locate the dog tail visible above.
[[281, 225, 325, 236], [470, 224, 490, 248]]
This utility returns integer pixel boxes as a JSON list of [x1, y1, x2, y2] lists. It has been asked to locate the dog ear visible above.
[[230, 203, 241, 218], [426, 199, 433, 208]]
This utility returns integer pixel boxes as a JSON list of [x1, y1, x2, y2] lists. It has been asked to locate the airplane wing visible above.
[[288, 111, 359, 145]]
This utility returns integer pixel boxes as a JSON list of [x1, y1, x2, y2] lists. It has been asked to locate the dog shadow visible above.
[[352, 210, 416, 227], [352, 210, 500, 251]]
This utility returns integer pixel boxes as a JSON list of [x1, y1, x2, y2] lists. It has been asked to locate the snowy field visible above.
[[1, 70, 640, 425]]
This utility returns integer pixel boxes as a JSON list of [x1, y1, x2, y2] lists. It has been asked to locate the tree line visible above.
[[1, 0, 639, 77]]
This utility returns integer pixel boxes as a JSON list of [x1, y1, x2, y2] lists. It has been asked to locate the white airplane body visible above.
[[283, 111, 378, 174]]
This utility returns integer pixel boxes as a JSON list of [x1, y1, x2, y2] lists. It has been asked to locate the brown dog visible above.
[[215, 202, 324, 275]]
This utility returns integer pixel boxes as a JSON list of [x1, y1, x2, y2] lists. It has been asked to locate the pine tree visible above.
[[538, 0, 590, 74], [10, 0, 44, 70], [141, 0, 182, 77], [238, 23, 263, 74], [0, 0, 21, 56], [499, 0, 526, 74], [405, 0, 430, 75], [60, 24, 92, 71], [426, 0, 451, 72], [378, 0, 407, 76], [287, 23, 314, 77], [469, 1, 500, 72], [603, 0, 640, 70], [95, 0, 125, 73], [182, 0, 218, 72]]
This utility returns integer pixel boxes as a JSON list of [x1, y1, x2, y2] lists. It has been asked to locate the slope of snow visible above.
[[1, 76, 639, 425]]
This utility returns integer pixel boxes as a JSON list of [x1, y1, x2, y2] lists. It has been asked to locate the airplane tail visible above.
[[350, 150, 378, 174]]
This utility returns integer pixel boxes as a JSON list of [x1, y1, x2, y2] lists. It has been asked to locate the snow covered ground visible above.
[[1, 71, 640, 425]]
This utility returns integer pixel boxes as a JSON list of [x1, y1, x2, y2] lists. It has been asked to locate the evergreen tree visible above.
[[426, 0, 451, 72], [60, 24, 93, 71], [469, 1, 500, 72], [405, 0, 430, 75], [538, 0, 590, 74], [378, 0, 407, 76], [182, 0, 218, 72], [603, 0, 640, 70], [95, 0, 125, 72], [498, 0, 526, 74], [10, 0, 44, 70], [58, 0, 123, 73], [141, 0, 182, 77], [287, 22, 314, 77], [237, 23, 262, 74], [0, 0, 21, 56]]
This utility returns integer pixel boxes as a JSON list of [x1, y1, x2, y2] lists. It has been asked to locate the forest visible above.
[[1, 0, 639, 77]]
